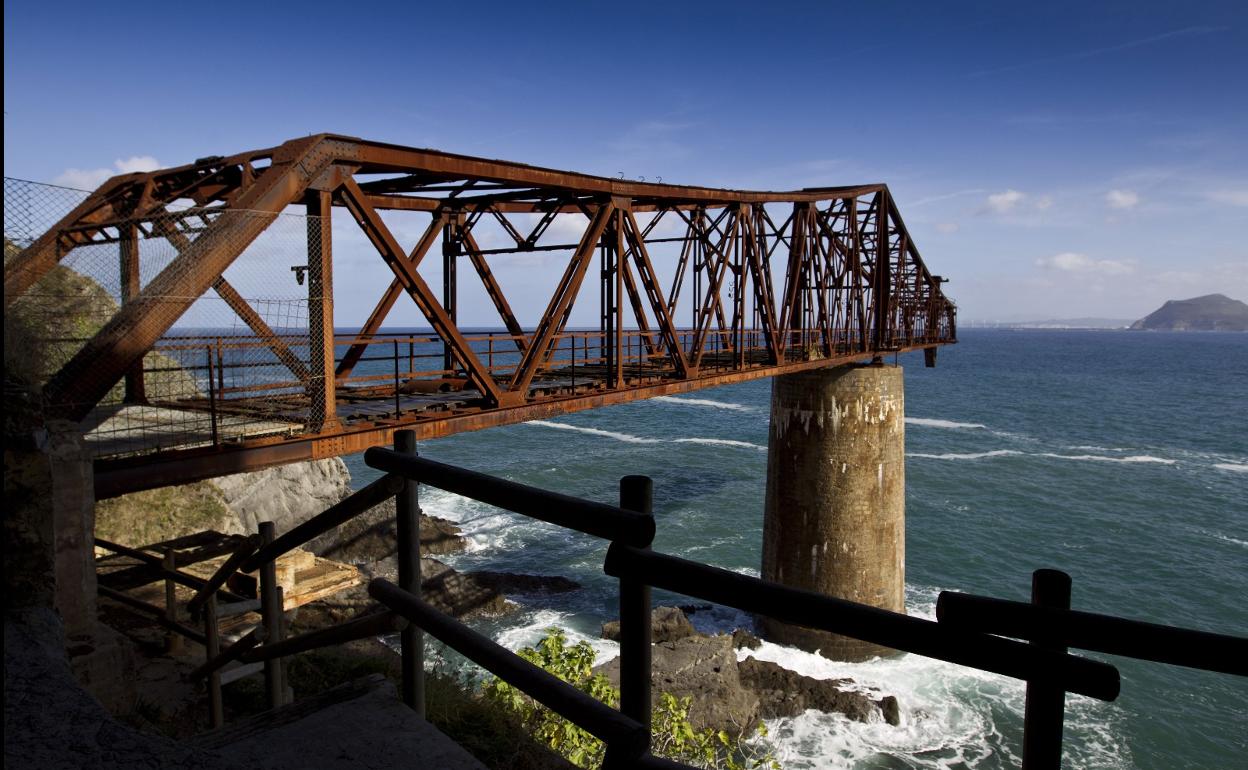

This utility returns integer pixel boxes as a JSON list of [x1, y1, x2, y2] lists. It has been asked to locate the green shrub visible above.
[[484, 628, 779, 770]]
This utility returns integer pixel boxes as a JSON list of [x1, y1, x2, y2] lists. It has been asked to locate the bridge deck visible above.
[[4, 134, 956, 499]]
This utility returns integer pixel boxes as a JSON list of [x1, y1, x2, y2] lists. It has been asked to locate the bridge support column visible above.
[[761, 363, 905, 661]]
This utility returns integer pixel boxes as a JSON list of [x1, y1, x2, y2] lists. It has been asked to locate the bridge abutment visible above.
[[761, 364, 905, 661]]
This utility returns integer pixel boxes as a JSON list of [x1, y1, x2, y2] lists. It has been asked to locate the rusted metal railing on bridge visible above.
[[4, 137, 958, 495], [95, 430, 1244, 767]]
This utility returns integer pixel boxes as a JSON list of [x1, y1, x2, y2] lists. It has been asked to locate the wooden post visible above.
[[395, 429, 425, 715], [259, 521, 285, 709], [1021, 569, 1072, 770], [163, 550, 183, 654], [204, 593, 224, 728], [618, 475, 653, 753]]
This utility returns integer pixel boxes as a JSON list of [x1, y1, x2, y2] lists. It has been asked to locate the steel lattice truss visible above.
[[4, 135, 956, 495]]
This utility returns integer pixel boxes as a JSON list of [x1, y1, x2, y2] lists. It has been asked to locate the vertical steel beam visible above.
[[119, 223, 146, 403], [442, 218, 458, 375], [306, 190, 338, 430], [873, 189, 892, 351]]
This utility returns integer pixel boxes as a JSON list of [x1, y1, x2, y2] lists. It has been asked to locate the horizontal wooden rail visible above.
[[936, 591, 1248, 676], [191, 628, 262, 681], [364, 448, 655, 547], [98, 585, 207, 646], [188, 534, 261, 616], [369, 578, 649, 762], [239, 475, 403, 572], [95, 538, 247, 603], [239, 610, 403, 665], [603, 544, 1120, 701]]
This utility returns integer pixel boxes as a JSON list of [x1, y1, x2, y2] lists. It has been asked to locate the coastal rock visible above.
[[468, 571, 580, 596], [731, 628, 763, 650], [597, 634, 761, 734], [601, 606, 697, 644], [215, 458, 352, 536], [1130, 293, 1248, 331], [311, 496, 467, 563], [738, 657, 899, 725], [593, 606, 899, 732]]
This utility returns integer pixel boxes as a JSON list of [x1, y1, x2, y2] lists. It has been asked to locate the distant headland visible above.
[[1130, 294, 1248, 332]]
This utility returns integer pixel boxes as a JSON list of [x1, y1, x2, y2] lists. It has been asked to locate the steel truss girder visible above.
[[5, 134, 956, 470]]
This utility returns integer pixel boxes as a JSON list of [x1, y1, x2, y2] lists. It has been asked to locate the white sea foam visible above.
[[905, 417, 988, 430], [527, 420, 765, 452], [742, 585, 1131, 769], [672, 437, 767, 451], [495, 608, 619, 665], [1069, 445, 1132, 452], [1213, 462, 1248, 474], [525, 420, 661, 443], [653, 396, 755, 411], [1038, 453, 1175, 465], [908, 450, 1023, 460]]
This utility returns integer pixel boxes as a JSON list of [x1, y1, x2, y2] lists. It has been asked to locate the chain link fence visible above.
[[4, 177, 328, 459]]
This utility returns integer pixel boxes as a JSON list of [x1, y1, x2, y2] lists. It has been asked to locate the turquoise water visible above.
[[345, 330, 1247, 769]]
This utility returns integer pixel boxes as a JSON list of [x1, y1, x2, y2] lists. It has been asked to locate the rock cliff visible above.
[[1130, 293, 1248, 331]]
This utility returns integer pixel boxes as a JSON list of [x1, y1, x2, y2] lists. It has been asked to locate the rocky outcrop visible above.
[[215, 458, 353, 536], [95, 458, 471, 560], [1130, 293, 1248, 331], [597, 634, 760, 734], [601, 606, 697, 644], [312, 497, 466, 563], [739, 658, 899, 725], [595, 606, 899, 733]]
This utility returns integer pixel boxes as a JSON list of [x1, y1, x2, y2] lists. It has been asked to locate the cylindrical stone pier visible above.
[[761, 364, 905, 661]]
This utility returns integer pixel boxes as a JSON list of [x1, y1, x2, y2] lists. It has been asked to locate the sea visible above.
[[342, 329, 1247, 769]]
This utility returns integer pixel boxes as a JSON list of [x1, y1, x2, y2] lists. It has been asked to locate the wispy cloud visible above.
[[1207, 190, 1248, 208], [54, 156, 161, 190], [969, 25, 1228, 78], [983, 189, 1026, 213], [1106, 189, 1140, 210], [1037, 252, 1134, 275], [910, 188, 986, 208]]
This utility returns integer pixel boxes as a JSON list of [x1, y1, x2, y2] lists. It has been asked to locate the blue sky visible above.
[[5, 0, 1245, 323]]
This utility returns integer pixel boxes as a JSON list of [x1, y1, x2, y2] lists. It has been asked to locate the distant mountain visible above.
[[1130, 294, 1248, 331]]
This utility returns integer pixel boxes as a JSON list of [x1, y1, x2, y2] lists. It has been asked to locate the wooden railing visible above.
[[99, 432, 1247, 768]]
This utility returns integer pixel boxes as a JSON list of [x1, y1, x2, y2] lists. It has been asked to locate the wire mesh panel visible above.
[[4, 177, 326, 458]]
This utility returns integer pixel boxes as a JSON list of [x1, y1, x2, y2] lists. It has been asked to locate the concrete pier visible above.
[[761, 364, 905, 661]]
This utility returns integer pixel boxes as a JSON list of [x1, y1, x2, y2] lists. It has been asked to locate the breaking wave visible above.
[[653, 396, 756, 411]]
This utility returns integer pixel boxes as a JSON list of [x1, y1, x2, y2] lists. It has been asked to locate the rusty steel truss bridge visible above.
[[3, 135, 956, 498]]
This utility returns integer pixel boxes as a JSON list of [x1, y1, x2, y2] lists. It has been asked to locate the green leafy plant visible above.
[[484, 628, 779, 770]]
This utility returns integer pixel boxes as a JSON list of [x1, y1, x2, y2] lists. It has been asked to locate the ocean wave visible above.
[[905, 417, 988, 430], [653, 396, 755, 411], [527, 420, 765, 452], [1213, 463, 1248, 473], [672, 437, 767, 451], [525, 420, 661, 443], [495, 608, 619, 665], [1038, 453, 1175, 465], [1068, 445, 1132, 452], [908, 450, 1024, 460], [739, 585, 1131, 769]]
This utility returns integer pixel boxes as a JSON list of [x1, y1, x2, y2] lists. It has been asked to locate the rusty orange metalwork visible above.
[[3, 135, 956, 497]]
